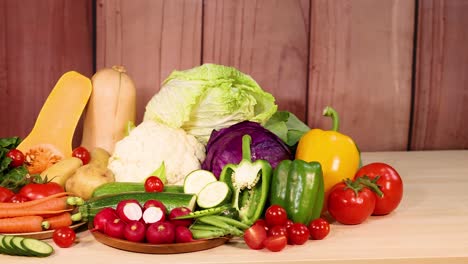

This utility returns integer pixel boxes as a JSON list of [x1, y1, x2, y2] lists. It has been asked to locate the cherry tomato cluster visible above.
[[244, 205, 330, 252], [327, 162, 403, 225]]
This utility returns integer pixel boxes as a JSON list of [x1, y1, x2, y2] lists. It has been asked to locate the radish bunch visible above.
[[93, 199, 194, 244]]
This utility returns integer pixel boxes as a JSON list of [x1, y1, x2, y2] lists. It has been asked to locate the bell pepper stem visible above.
[[323, 106, 340, 131], [241, 134, 252, 161]]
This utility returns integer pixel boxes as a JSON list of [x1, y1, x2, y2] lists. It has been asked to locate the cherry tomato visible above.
[[264, 205, 288, 227], [0, 187, 15, 202], [53, 227, 76, 248], [287, 223, 309, 245], [327, 180, 376, 225], [145, 176, 164, 192], [308, 218, 330, 240], [268, 225, 288, 237], [354, 162, 403, 215], [263, 235, 287, 252], [254, 219, 269, 232], [8, 194, 30, 203], [6, 149, 25, 168], [284, 219, 293, 230], [243, 223, 267, 250], [72, 146, 91, 165], [19, 182, 65, 200]]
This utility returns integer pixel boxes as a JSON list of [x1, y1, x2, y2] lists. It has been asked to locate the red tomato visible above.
[[145, 176, 164, 192], [254, 219, 269, 232], [264, 205, 288, 227], [53, 227, 76, 248], [287, 223, 309, 245], [6, 149, 25, 168], [284, 219, 293, 230], [19, 182, 65, 200], [0, 187, 15, 202], [72, 146, 91, 165], [308, 218, 330, 240], [8, 194, 30, 203], [268, 225, 288, 237], [354, 162, 403, 215], [263, 235, 287, 252], [327, 180, 376, 225], [243, 223, 267, 250]]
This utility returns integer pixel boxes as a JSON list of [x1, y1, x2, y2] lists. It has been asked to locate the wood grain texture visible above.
[[0, 0, 93, 143], [96, 0, 202, 123], [309, 0, 415, 151], [411, 0, 468, 150], [202, 0, 310, 120]]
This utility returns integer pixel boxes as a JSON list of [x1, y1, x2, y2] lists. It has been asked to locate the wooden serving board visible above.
[[90, 224, 230, 254]]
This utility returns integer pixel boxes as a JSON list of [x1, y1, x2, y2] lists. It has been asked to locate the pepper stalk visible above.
[[219, 134, 272, 226]]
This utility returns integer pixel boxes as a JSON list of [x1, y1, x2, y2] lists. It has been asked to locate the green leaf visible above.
[[264, 111, 310, 146], [148, 162, 167, 184]]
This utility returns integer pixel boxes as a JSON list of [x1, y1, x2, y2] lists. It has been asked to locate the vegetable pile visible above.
[[0, 63, 404, 256]]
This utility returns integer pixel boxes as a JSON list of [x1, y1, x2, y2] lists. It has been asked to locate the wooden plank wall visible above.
[[0, 0, 467, 151]]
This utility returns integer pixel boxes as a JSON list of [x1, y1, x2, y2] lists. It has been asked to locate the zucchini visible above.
[[79, 192, 197, 222], [11, 237, 31, 256], [2, 236, 19, 256], [197, 181, 231, 209], [0, 235, 51, 257], [183, 169, 217, 195], [92, 182, 183, 197]]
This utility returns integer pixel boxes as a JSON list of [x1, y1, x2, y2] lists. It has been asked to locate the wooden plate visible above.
[[1, 222, 87, 240], [90, 224, 230, 254]]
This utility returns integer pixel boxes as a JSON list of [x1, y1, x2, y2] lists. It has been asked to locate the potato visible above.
[[65, 164, 114, 200]]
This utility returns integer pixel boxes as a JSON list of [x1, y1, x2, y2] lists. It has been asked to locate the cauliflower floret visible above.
[[108, 120, 205, 185]]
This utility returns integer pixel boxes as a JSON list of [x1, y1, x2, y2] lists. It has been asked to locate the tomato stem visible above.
[[357, 176, 384, 197]]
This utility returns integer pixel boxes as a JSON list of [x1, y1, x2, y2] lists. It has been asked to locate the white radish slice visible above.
[[143, 206, 165, 224], [123, 203, 143, 221]]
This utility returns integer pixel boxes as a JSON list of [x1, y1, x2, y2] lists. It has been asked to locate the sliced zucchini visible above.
[[197, 181, 232, 209], [0, 235, 9, 255], [183, 169, 217, 195], [21, 238, 54, 257]]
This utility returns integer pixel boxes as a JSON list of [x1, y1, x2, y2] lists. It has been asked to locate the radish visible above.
[[175, 226, 194, 243], [124, 220, 146, 242], [116, 199, 143, 222], [105, 218, 126, 239], [169, 207, 193, 227], [93, 207, 118, 232], [143, 199, 167, 215], [142, 206, 166, 224], [146, 222, 175, 244]]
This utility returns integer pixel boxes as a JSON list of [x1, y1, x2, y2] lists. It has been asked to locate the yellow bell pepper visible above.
[[295, 106, 360, 206]]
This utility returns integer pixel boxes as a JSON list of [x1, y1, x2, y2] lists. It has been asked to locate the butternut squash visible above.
[[81, 66, 137, 154], [17, 71, 92, 174]]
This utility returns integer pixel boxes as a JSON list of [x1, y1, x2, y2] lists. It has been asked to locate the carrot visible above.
[[0, 208, 72, 219], [45, 212, 72, 229], [0, 216, 44, 233], [0, 192, 71, 210]]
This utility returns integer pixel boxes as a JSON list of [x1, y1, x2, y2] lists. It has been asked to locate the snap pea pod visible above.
[[174, 205, 230, 220], [197, 216, 244, 237]]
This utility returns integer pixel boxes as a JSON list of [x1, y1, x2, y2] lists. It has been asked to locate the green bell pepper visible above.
[[219, 134, 272, 226], [270, 159, 324, 225]]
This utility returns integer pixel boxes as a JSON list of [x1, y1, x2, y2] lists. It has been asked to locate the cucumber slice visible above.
[[0, 235, 10, 255], [183, 169, 217, 195], [197, 181, 232, 209], [21, 238, 54, 257], [11, 237, 32, 257], [2, 235, 22, 256]]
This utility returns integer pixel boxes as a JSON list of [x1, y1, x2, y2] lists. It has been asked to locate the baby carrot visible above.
[[45, 212, 72, 229], [0, 216, 44, 233], [0, 192, 70, 210]]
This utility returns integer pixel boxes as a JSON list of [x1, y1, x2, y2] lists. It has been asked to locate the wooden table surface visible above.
[[3, 150, 468, 264]]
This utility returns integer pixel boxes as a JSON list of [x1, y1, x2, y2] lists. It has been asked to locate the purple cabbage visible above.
[[201, 121, 292, 178]]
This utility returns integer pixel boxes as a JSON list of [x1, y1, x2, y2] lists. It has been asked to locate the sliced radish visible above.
[[142, 206, 166, 224], [116, 199, 143, 222], [143, 199, 167, 215]]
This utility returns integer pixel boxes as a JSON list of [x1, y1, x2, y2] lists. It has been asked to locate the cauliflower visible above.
[[108, 120, 205, 185]]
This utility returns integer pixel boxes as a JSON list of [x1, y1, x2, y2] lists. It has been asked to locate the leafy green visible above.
[[143, 64, 277, 144], [264, 111, 310, 146], [0, 137, 29, 191]]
